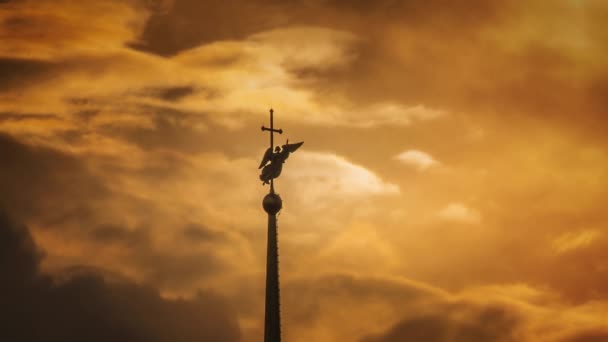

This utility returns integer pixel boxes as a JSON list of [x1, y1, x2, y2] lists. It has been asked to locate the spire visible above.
[[259, 108, 301, 342], [263, 192, 282, 342]]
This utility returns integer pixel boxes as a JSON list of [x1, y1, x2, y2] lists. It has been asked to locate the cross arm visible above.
[[261, 126, 283, 134]]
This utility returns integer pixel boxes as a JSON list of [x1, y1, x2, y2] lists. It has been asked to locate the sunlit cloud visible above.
[[287, 151, 399, 197], [437, 202, 481, 224], [394, 149, 439, 171]]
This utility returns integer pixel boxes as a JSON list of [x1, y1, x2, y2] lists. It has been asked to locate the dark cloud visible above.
[[360, 304, 522, 342], [308, 25, 583, 115], [86, 220, 229, 290], [131, 85, 202, 103], [156, 85, 196, 101], [131, 0, 507, 56], [0, 58, 58, 91], [90, 224, 150, 247], [182, 223, 226, 242], [0, 133, 111, 224], [0, 209, 40, 286], [279, 274, 530, 341], [131, 0, 286, 56], [0, 113, 59, 122], [138, 244, 226, 290], [98, 109, 207, 153], [558, 329, 608, 342], [100, 108, 261, 157], [324, 0, 509, 26], [0, 134, 232, 294], [0, 210, 241, 342], [282, 274, 437, 324]]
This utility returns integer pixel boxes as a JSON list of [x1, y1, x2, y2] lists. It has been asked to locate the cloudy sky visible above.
[[1, 0, 608, 341]]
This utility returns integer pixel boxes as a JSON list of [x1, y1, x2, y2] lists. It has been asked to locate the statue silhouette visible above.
[[258, 140, 303, 185]]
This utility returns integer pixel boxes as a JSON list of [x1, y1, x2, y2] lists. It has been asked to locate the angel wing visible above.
[[282, 141, 304, 153], [258, 147, 274, 169]]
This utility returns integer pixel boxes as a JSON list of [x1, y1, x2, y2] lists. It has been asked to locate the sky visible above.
[[1, 0, 608, 341]]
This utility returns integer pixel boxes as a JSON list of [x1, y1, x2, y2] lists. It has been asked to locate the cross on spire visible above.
[[261, 108, 283, 150], [261, 108, 283, 191]]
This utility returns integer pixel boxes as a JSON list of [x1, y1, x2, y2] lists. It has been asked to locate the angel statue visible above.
[[259, 140, 304, 185]]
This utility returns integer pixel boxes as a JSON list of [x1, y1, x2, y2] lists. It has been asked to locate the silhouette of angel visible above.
[[259, 140, 304, 185]]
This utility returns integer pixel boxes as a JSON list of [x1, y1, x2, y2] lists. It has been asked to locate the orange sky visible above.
[[1, 0, 608, 341]]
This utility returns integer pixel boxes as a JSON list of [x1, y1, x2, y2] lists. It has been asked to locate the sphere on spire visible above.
[[263, 192, 282, 215]]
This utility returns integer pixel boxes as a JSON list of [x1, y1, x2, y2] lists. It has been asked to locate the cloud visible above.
[[281, 273, 449, 341], [131, 0, 285, 56], [281, 273, 608, 342], [132, 0, 505, 57], [0, 133, 111, 223], [557, 328, 608, 342], [284, 151, 399, 206], [0, 0, 149, 60], [1, 22, 443, 138], [0, 210, 241, 342], [169, 26, 441, 128], [437, 202, 481, 224], [552, 230, 601, 254], [0, 133, 255, 295], [248, 26, 359, 71], [2, 1, 608, 340], [394, 149, 439, 171], [0, 57, 57, 91], [360, 305, 522, 342]]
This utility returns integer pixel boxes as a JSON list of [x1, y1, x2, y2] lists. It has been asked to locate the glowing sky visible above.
[[1, 0, 608, 341]]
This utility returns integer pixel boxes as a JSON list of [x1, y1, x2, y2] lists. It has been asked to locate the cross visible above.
[[261, 108, 283, 152], [261, 108, 283, 191]]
